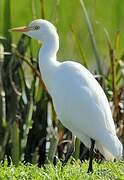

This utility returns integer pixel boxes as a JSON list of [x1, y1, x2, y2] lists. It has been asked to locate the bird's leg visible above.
[[87, 138, 95, 173], [62, 135, 75, 166]]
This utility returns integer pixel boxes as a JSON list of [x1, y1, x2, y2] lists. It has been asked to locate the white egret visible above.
[[10, 19, 123, 172]]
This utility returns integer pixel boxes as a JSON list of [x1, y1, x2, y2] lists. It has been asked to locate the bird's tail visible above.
[[96, 133, 123, 161]]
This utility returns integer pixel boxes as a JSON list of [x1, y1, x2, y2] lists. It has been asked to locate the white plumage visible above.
[[10, 19, 123, 163], [51, 61, 122, 161]]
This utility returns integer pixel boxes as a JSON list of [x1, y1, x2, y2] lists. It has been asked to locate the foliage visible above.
[[0, 160, 124, 180]]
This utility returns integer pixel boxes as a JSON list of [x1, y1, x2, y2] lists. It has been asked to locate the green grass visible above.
[[0, 160, 124, 180]]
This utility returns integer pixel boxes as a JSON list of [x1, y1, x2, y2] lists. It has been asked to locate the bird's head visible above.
[[9, 19, 58, 43]]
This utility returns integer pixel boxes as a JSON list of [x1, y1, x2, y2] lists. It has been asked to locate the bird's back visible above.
[[51, 61, 123, 160], [52, 61, 115, 133]]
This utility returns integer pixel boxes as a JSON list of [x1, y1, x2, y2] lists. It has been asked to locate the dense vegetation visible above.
[[0, 0, 124, 176], [0, 160, 124, 180]]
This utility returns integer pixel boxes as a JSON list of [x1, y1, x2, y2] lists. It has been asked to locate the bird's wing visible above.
[[52, 61, 116, 139], [72, 86, 114, 138], [52, 61, 122, 158]]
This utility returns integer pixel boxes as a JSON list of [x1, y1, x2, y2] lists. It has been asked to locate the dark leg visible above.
[[62, 135, 75, 166], [87, 138, 95, 173], [62, 144, 75, 166], [80, 146, 89, 161]]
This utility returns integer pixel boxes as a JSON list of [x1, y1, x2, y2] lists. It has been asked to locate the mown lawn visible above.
[[0, 160, 124, 180]]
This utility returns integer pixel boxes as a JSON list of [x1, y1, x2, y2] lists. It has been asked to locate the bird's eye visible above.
[[34, 26, 40, 30]]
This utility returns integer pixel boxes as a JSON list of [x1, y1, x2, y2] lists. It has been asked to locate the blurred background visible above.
[[0, 0, 124, 166]]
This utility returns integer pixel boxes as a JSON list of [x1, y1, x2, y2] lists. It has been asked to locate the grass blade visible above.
[[11, 121, 20, 165], [70, 26, 88, 68], [3, 0, 11, 43], [80, 0, 102, 74], [40, 0, 45, 19]]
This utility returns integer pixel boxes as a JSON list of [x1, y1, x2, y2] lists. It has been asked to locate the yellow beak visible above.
[[9, 26, 30, 32]]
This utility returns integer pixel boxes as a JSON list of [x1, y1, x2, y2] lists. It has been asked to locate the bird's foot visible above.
[[87, 166, 93, 173]]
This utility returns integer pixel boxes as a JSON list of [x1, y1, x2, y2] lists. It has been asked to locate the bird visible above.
[[9, 19, 123, 173]]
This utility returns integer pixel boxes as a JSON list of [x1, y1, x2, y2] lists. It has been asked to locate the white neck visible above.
[[38, 34, 60, 94]]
